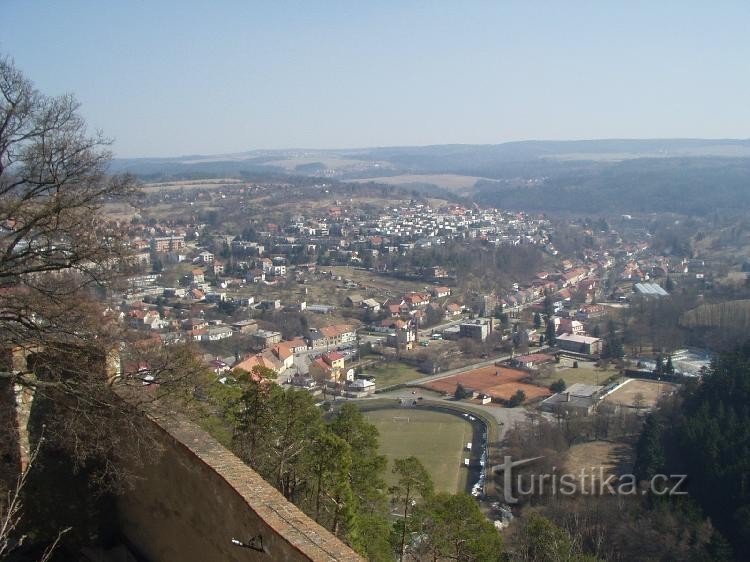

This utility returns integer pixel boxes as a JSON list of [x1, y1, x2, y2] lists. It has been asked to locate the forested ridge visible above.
[[635, 342, 750, 558]]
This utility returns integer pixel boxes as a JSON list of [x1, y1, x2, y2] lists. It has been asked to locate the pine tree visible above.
[[665, 354, 675, 374], [390, 457, 434, 561], [545, 319, 557, 346], [655, 354, 665, 375]]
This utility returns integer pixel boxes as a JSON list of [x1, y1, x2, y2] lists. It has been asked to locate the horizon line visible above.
[[113, 137, 750, 161]]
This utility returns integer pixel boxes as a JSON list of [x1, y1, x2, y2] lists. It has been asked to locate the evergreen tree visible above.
[[545, 319, 557, 346], [634, 412, 666, 481], [550, 379, 567, 393], [518, 513, 585, 562], [602, 322, 624, 359], [508, 389, 526, 407], [414, 493, 503, 561], [390, 457, 434, 561], [665, 354, 675, 374], [655, 354, 665, 375], [330, 404, 388, 514], [304, 429, 356, 537], [543, 294, 555, 317], [533, 312, 542, 329]]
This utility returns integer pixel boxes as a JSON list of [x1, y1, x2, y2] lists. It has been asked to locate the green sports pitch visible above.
[[363, 408, 474, 493]]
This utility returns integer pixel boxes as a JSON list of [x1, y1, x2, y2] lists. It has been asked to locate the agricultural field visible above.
[[363, 408, 473, 493]]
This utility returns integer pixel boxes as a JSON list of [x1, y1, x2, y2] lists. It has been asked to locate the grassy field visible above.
[[364, 408, 473, 493], [367, 361, 425, 388], [536, 359, 619, 387], [327, 266, 428, 296], [565, 441, 634, 483]]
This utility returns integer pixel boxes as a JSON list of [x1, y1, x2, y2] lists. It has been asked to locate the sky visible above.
[[2, 1, 749, 158]]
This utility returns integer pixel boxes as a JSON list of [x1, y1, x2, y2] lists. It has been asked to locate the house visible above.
[[403, 292, 429, 308], [252, 329, 283, 348], [191, 269, 205, 284], [362, 298, 381, 313], [260, 299, 281, 310], [445, 303, 463, 317], [575, 304, 607, 320], [246, 269, 266, 283], [184, 318, 208, 331], [231, 319, 258, 334], [198, 250, 214, 264], [309, 324, 356, 348], [556, 318, 584, 336], [189, 288, 206, 301], [386, 327, 417, 349], [163, 287, 187, 298], [345, 294, 364, 307], [205, 326, 233, 341], [284, 338, 309, 353], [309, 352, 346, 384], [232, 351, 282, 378], [346, 378, 375, 396], [271, 343, 295, 371], [512, 354, 555, 370], [387, 304, 402, 317], [289, 374, 317, 389], [270, 264, 287, 277], [306, 329, 328, 350], [430, 286, 451, 298]]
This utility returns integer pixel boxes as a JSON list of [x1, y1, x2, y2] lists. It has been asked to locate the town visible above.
[[4, 7, 750, 559]]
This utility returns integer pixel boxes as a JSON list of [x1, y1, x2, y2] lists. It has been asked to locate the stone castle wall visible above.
[[117, 413, 362, 562]]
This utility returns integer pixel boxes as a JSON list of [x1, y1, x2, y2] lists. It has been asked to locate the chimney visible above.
[[566, 392, 571, 402]]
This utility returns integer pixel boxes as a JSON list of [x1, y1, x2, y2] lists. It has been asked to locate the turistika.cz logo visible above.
[[498, 456, 687, 504]]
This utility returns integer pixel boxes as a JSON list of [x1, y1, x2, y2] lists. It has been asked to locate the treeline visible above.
[[635, 342, 750, 558], [500, 415, 729, 560], [206, 368, 502, 561], [381, 241, 544, 294], [680, 299, 750, 330]]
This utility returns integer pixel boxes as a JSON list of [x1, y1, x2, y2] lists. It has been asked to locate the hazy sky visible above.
[[3, 1, 749, 158]]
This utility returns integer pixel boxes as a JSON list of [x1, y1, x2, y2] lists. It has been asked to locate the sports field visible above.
[[364, 408, 473, 493], [424, 365, 551, 403], [603, 378, 678, 409]]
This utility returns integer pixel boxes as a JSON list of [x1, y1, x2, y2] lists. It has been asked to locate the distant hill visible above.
[[112, 139, 750, 215], [473, 157, 750, 216], [112, 139, 750, 176]]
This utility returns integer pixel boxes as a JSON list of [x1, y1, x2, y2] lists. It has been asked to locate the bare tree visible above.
[[0, 54, 204, 548], [1, 433, 71, 561]]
